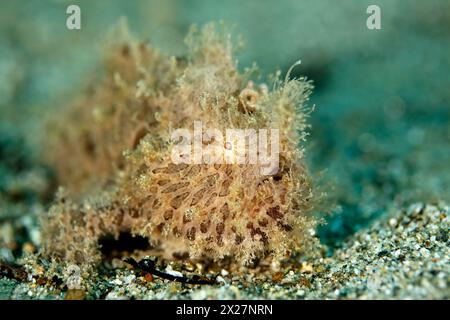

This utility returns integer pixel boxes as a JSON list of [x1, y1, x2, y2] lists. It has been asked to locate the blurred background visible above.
[[0, 0, 449, 251]]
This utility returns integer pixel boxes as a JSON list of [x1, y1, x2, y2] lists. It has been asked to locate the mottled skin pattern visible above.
[[41, 23, 316, 270]]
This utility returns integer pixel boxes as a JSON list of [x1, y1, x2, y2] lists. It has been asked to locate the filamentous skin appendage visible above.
[[41, 23, 317, 270]]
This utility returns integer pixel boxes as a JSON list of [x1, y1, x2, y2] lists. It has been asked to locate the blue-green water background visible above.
[[0, 0, 449, 249]]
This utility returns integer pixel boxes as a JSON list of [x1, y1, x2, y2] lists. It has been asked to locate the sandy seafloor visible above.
[[1, 202, 448, 300], [0, 1, 449, 299]]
